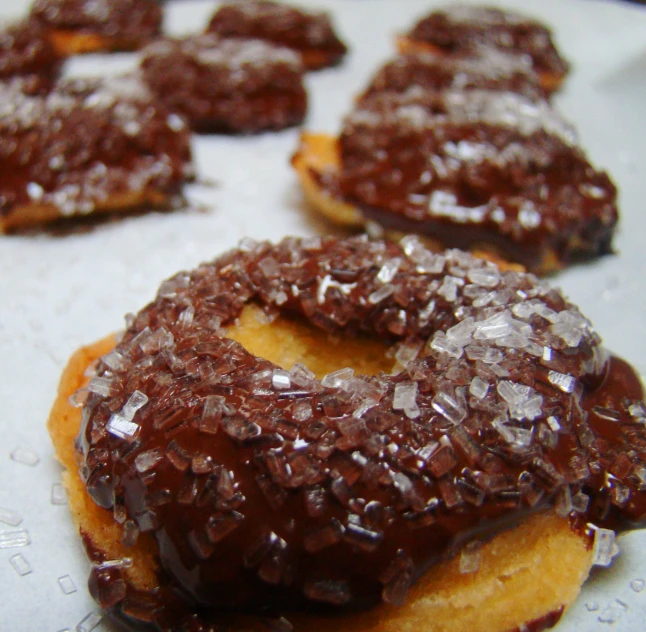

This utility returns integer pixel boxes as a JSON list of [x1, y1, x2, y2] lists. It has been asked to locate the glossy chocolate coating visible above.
[[78, 236, 646, 629], [0, 18, 61, 87], [140, 35, 307, 134], [207, 0, 347, 69], [31, 0, 161, 45], [405, 5, 569, 80], [334, 90, 617, 272], [0, 75, 192, 220], [361, 50, 547, 103]]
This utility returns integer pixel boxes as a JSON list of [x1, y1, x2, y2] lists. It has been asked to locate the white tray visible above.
[[1, 1, 645, 630]]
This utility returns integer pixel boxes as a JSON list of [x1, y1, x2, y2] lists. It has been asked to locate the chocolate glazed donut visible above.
[[72, 236, 646, 630]]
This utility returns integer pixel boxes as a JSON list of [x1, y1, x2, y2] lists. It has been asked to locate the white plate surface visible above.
[[0, 1, 645, 630]]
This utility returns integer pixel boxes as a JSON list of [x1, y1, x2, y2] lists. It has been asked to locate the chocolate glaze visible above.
[[206, 0, 347, 70], [77, 237, 646, 630], [0, 18, 61, 88], [331, 89, 617, 273], [405, 5, 569, 80], [31, 0, 161, 47], [0, 75, 192, 222], [140, 35, 307, 134], [361, 50, 547, 103]]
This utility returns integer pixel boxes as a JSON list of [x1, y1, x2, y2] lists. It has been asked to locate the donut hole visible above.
[[227, 303, 393, 378]]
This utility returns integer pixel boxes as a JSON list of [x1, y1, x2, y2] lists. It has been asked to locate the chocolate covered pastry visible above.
[[360, 49, 547, 103], [140, 35, 307, 134], [207, 0, 347, 71], [49, 236, 646, 631], [399, 5, 569, 93], [30, 0, 162, 55], [0, 17, 61, 90], [0, 75, 192, 232], [293, 90, 617, 274]]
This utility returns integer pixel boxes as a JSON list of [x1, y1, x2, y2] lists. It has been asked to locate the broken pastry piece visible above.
[[398, 5, 569, 93], [140, 35, 307, 134], [49, 236, 646, 632], [206, 0, 347, 71], [293, 90, 617, 274], [0, 17, 61, 90], [360, 48, 547, 103], [0, 75, 192, 233], [30, 0, 162, 55]]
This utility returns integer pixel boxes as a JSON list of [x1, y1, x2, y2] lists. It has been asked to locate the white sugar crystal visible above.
[[547, 371, 577, 393], [546, 416, 561, 432], [134, 449, 163, 473], [469, 376, 489, 399], [432, 390, 466, 424], [26, 182, 44, 201], [0, 508, 22, 526], [167, 113, 185, 131], [497, 381, 542, 420], [377, 259, 401, 283], [437, 276, 460, 302], [87, 376, 114, 397], [393, 382, 418, 412], [272, 370, 292, 390], [9, 553, 32, 576], [76, 612, 103, 632], [631, 579, 645, 593], [368, 284, 394, 304], [178, 305, 195, 328], [68, 388, 88, 408], [51, 483, 67, 505], [467, 266, 500, 288], [591, 527, 617, 567], [446, 317, 475, 346], [571, 492, 590, 513], [517, 201, 541, 228], [101, 350, 127, 371], [58, 574, 77, 595], [292, 401, 312, 422], [122, 390, 148, 420], [474, 311, 512, 340], [482, 347, 503, 364], [322, 367, 354, 389], [512, 302, 536, 319], [107, 414, 140, 442], [459, 541, 482, 574], [496, 334, 528, 349], [586, 602, 599, 612], [10, 447, 40, 467], [395, 341, 422, 367], [598, 599, 628, 624], [628, 402, 646, 422], [0, 528, 30, 548], [430, 331, 463, 359]]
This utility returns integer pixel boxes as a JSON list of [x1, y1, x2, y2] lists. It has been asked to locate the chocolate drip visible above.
[[77, 237, 646, 629]]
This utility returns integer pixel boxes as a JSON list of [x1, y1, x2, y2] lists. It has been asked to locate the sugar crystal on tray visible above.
[[591, 527, 617, 567], [9, 553, 32, 576], [58, 574, 77, 595], [0, 528, 30, 548], [0, 508, 22, 526], [10, 447, 40, 466], [76, 612, 103, 632]]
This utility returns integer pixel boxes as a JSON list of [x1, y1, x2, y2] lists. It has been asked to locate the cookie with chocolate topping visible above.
[[0, 75, 192, 232], [0, 17, 61, 90], [49, 236, 646, 631], [30, 0, 162, 55], [361, 48, 547, 103], [293, 89, 617, 274], [140, 35, 307, 134], [399, 5, 569, 93], [206, 0, 348, 71]]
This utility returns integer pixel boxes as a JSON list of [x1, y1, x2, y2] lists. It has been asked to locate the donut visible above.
[[49, 236, 646, 632], [292, 89, 617, 274], [139, 35, 307, 134], [0, 17, 61, 90], [397, 5, 569, 93], [206, 0, 347, 71], [30, 0, 162, 55], [0, 75, 192, 233], [360, 49, 547, 103]]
